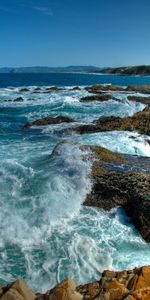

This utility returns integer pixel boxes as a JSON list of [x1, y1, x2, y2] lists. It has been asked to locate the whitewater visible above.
[[0, 73, 150, 292]]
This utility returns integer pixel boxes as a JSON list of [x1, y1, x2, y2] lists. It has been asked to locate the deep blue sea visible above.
[[0, 73, 150, 292]]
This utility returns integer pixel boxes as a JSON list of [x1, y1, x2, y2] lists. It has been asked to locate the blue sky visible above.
[[0, 0, 150, 67]]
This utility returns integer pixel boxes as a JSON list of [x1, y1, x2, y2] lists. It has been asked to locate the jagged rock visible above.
[[0, 280, 35, 300], [24, 116, 75, 128], [47, 279, 83, 300], [84, 146, 150, 242], [85, 84, 150, 95], [85, 85, 125, 93], [80, 94, 116, 102], [0, 266, 150, 300], [127, 95, 150, 105], [75, 107, 150, 136]]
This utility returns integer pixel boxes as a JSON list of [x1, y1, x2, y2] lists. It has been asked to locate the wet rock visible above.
[[24, 116, 75, 128], [32, 87, 63, 94], [20, 88, 30, 92], [127, 85, 150, 94], [128, 95, 150, 105], [71, 86, 81, 91], [85, 84, 125, 93], [84, 146, 150, 242], [3, 97, 24, 102], [80, 93, 116, 102], [75, 107, 150, 136], [13, 97, 24, 102]]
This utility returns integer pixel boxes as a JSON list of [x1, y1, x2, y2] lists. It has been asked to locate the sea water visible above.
[[0, 73, 150, 292]]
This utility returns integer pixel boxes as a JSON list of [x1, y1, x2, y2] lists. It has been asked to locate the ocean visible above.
[[0, 73, 150, 292]]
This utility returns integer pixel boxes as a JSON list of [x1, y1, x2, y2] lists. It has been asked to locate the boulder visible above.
[[24, 116, 75, 128], [0, 280, 35, 300], [48, 278, 83, 300]]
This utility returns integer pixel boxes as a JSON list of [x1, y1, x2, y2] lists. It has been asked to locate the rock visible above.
[[84, 146, 150, 242], [3, 97, 24, 102], [71, 86, 81, 91], [85, 84, 125, 93], [0, 280, 35, 300], [127, 85, 150, 94], [13, 97, 24, 102], [20, 88, 29, 92], [0, 266, 150, 300], [32, 87, 63, 94], [77, 282, 100, 300], [127, 95, 150, 105], [75, 107, 150, 136], [80, 94, 116, 102], [24, 116, 75, 128], [48, 278, 83, 300]]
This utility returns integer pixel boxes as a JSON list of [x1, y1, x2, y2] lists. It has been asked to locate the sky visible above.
[[0, 0, 150, 67]]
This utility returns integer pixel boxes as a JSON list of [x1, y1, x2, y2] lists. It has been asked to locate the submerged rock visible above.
[[80, 93, 116, 102], [75, 107, 150, 136], [20, 88, 30, 92], [71, 86, 81, 91], [3, 97, 24, 102], [32, 87, 64, 94], [84, 146, 150, 242], [0, 266, 150, 299], [24, 116, 75, 128]]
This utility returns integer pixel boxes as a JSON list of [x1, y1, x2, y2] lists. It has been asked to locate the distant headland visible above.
[[0, 65, 150, 76]]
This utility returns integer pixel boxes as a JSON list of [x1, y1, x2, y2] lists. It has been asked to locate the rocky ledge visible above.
[[80, 93, 117, 102], [24, 116, 75, 128], [85, 84, 150, 94], [75, 106, 150, 136], [0, 265, 149, 299], [84, 146, 150, 242]]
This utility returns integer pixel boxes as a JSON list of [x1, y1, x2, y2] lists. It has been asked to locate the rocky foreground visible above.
[[0, 266, 149, 299]]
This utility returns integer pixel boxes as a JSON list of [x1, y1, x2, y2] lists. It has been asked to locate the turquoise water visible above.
[[0, 74, 150, 292]]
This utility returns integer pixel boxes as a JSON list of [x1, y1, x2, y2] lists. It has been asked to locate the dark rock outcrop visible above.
[[24, 116, 75, 128], [20, 88, 30, 92], [85, 85, 125, 93], [80, 93, 116, 102], [32, 87, 64, 94], [84, 146, 150, 242], [128, 95, 150, 105], [85, 84, 150, 95], [3, 97, 24, 102], [75, 107, 150, 136]]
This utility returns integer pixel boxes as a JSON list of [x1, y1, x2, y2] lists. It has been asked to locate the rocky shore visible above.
[[0, 266, 149, 299], [84, 146, 150, 242]]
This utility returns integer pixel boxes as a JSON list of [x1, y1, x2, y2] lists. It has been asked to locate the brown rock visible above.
[[24, 116, 75, 128], [0, 280, 35, 300], [75, 107, 150, 136], [131, 287, 150, 300], [80, 94, 116, 102], [48, 278, 83, 300]]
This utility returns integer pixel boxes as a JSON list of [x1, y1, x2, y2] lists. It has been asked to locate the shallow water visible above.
[[0, 74, 150, 292]]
